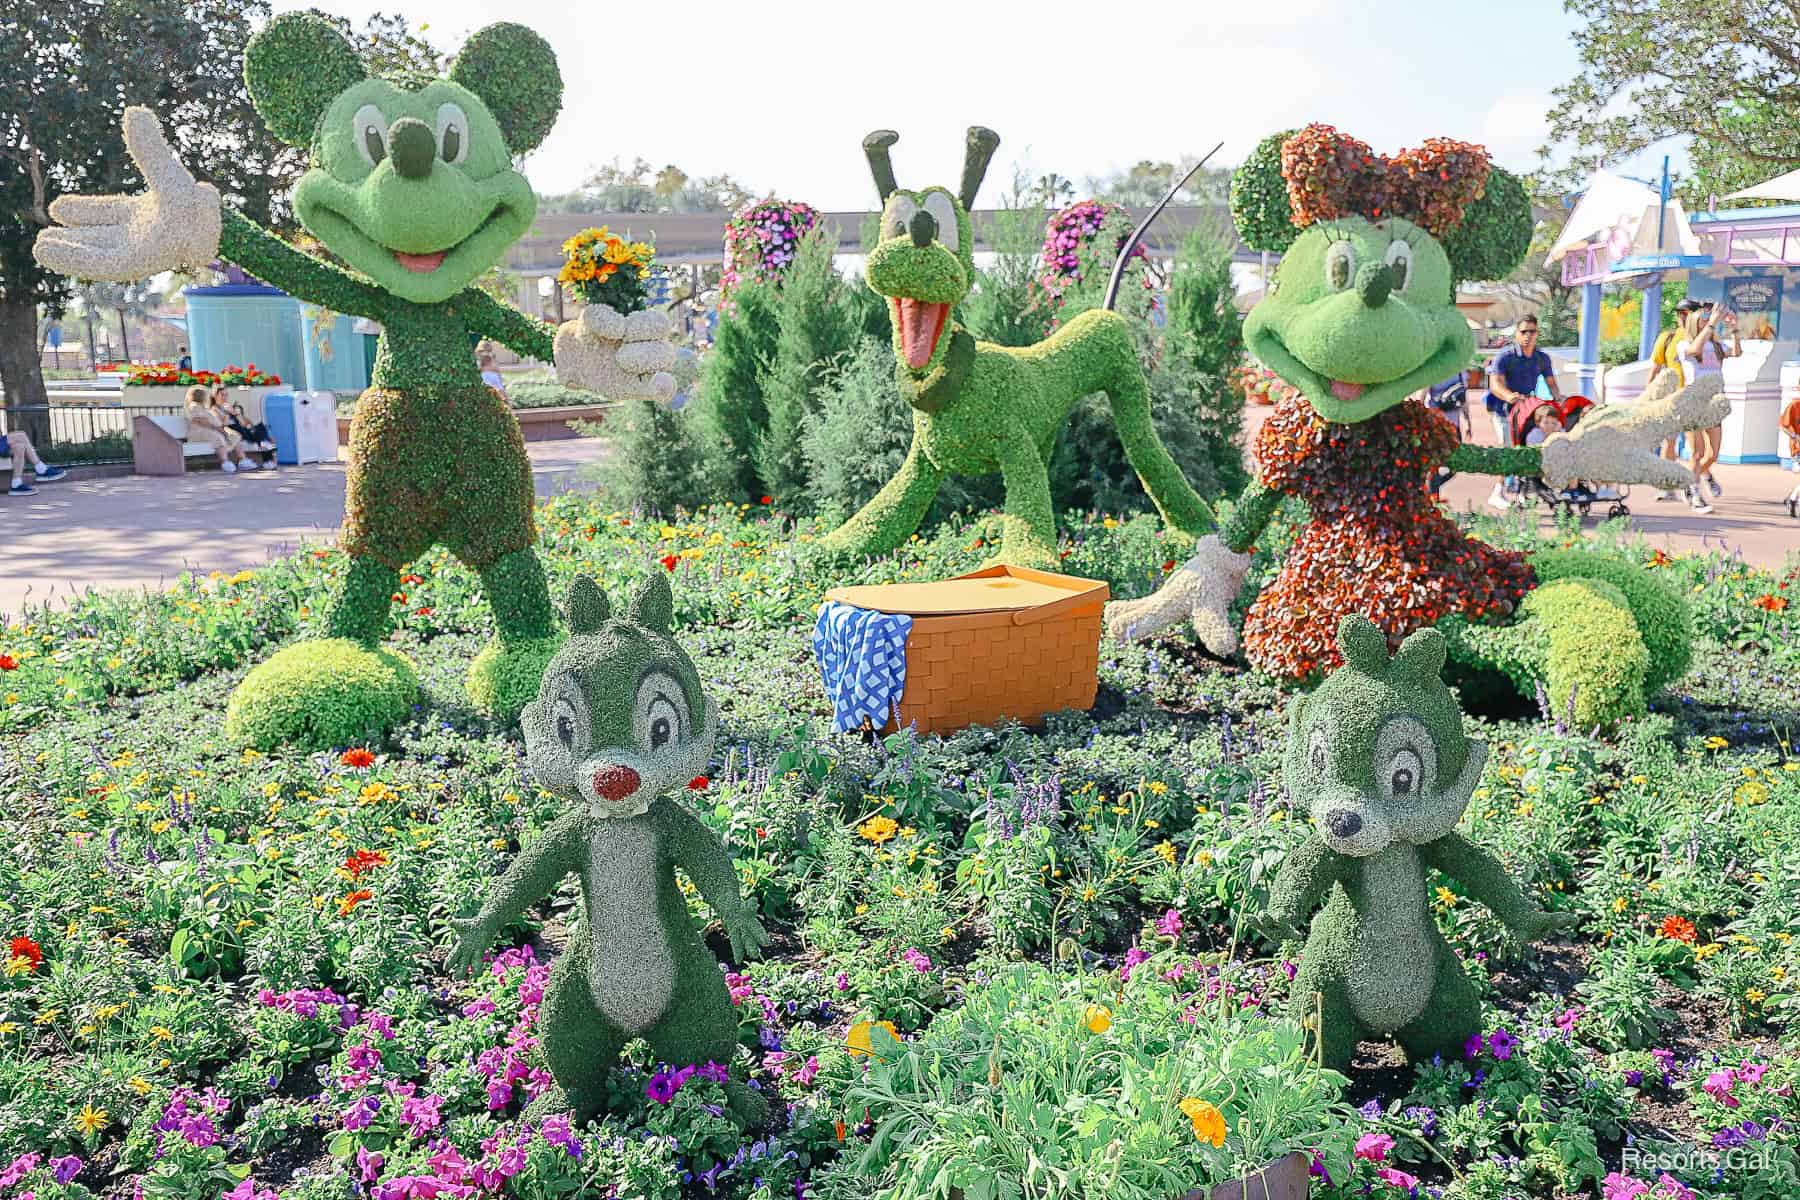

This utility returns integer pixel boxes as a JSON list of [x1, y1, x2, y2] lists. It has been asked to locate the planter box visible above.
[[1179, 1152, 1311, 1200], [120, 384, 280, 420], [336, 402, 610, 446], [822, 565, 1108, 735]]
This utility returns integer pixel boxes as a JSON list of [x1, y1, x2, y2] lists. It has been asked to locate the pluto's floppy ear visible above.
[[566, 576, 610, 634], [1335, 614, 1391, 676], [626, 571, 674, 633], [959, 126, 1000, 211], [245, 12, 367, 147], [864, 130, 900, 203], [449, 23, 563, 155], [1391, 627, 1448, 685]]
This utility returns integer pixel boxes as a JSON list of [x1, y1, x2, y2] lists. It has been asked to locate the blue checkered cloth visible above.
[[812, 600, 913, 732]]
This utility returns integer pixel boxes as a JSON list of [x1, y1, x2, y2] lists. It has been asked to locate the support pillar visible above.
[[1576, 281, 1603, 397], [1637, 280, 1662, 361]]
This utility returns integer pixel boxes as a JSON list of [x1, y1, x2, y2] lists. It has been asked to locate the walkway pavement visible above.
[[1, 440, 612, 619], [1242, 402, 1798, 573]]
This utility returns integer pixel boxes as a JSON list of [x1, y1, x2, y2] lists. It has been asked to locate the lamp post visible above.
[[537, 274, 564, 324]]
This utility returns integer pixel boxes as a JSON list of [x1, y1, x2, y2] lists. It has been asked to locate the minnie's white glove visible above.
[[1103, 533, 1250, 655]]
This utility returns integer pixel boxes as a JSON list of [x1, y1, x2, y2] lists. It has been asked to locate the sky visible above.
[[275, 0, 1688, 208]]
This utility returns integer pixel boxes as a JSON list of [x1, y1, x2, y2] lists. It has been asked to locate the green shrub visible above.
[[1529, 548, 1692, 691], [583, 397, 722, 516], [466, 633, 562, 720], [503, 372, 603, 410], [755, 227, 860, 511], [962, 200, 1053, 349], [1598, 336, 1642, 367], [693, 278, 780, 501], [223, 639, 418, 750]]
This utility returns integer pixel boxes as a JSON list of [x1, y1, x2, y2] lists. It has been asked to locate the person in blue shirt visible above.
[[177, 345, 192, 373], [1483, 314, 1563, 509]]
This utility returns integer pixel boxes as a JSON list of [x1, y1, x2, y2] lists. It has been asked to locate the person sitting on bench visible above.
[[3, 430, 68, 496], [184, 385, 256, 474], [209, 384, 278, 470]]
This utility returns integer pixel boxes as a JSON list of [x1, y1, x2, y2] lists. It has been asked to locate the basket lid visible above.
[[824, 565, 1108, 617]]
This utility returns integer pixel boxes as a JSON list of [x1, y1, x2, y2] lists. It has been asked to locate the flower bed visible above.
[[0, 503, 1797, 1200]]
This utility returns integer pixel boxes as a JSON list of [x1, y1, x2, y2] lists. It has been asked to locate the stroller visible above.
[[1510, 394, 1631, 520]]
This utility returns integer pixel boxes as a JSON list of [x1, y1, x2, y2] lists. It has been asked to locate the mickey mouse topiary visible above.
[[37, 14, 679, 749]]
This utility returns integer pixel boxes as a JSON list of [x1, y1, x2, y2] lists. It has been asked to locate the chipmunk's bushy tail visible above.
[[1102, 141, 1225, 312]]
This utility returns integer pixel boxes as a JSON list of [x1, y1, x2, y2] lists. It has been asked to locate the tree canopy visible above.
[[1547, 0, 1800, 201]]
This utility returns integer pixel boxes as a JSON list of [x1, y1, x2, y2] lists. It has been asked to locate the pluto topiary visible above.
[[224, 639, 417, 751], [35, 14, 678, 749], [813, 127, 1215, 570], [446, 573, 768, 1126], [1253, 615, 1575, 1073], [1105, 124, 1724, 728]]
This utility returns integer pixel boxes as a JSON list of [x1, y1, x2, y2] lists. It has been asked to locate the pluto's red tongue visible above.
[[1329, 380, 1366, 403], [394, 250, 447, 273], [895, 298, 949, 370]]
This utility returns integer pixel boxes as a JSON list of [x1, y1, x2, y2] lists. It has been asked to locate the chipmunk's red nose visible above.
[[591, 765, 640, 802]]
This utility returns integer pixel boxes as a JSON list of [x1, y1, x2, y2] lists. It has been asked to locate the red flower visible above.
[[1659, 915, 1698, 944], [1648, 549, 1672, 568], [760, 495, 773, 505], [659, 555, 679, 572], [343, 849, 389, 879], [340, 748, 376, 768], [414, 607, 433, 616], [1161, 560, 1177, 573], [391, 592, 406, 603], [688, 775, 709, 791], [0, 654, 17, 671], [401, 574, 424, 585], [1753, 594, 1788, 613], [338, 889, 374, 916], [8, 936, 42, 971]]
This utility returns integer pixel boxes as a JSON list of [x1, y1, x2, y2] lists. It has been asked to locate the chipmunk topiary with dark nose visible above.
[[1253, 614, 1574, 1073], [446, 573, 768, 1125]]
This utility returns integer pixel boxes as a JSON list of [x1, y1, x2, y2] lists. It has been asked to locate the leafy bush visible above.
[[693, 278, 781, 501], [582, 397, 723, 517], [222, 638, 418, 750], [755, 227, 860, 511], [1599, 336, 1642, 367]]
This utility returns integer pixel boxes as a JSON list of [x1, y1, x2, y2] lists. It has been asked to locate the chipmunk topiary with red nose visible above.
[[446, 573, 768, 1126]]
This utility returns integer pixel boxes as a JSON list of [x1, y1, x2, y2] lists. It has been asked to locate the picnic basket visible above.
[[823, 565, 1109, 734]]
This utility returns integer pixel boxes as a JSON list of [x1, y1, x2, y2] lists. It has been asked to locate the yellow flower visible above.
[[1747, 988, 1767, 1004], [1146, 780, 1168, 796], [1154, 841, 1178, 865], [74, 1104, 109, 1136], [846, 1019, 899, 1059], [150, 1026, 174, 1042], [1703, 736, 1730, 750], [0, 1023, 16, 1035], [857, 815, 899, 845], [1612, 896, 1629, 914], [1083, 1004, 1113, 1034], [1179, 1097, 1227, 1147], [1436, 887, 1458, 908], [128, 1076, 153, 1096]]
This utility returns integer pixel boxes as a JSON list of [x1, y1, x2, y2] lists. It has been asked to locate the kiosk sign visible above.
[[1724, 275, 1783, 340]]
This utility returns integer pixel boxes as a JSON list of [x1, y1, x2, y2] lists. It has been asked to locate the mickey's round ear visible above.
[[1230, 129, 1300, 254], [1441, 166, 1533, 287], [449, 23, 562, 155], [626, 572, 674, 633], [245, 12, 367, 147]]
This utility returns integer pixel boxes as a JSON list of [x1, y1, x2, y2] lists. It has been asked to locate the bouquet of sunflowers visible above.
[[558, 227, 655, 315]]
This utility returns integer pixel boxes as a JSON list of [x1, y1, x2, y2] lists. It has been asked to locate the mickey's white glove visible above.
[[1103, 533, 1250, 655], [34, 107, 221, 280], [1540, 373, 1729, 490], [554, 303, 677, 402]]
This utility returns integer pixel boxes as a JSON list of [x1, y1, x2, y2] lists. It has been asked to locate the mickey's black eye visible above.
[[1391, 766, 1414, 795], [650, 716, 672, 749], [353, 104, 389, 167]]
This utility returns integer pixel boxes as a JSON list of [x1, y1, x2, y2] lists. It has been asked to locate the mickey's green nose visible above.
[[1357, 262, 1394, 308], [389, 117, 436, 179]]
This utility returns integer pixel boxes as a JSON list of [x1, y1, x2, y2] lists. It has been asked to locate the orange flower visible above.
[[1753, 594, 1788, 613], [0, 654, 16, 671], [1659, 915, 1697, 944], [1648, 549, 1672, 568], [338, 889, 373, 916], [340, 748, 375, 769], [846, 1019, 899, 1058], [8, 936, 43, 971]]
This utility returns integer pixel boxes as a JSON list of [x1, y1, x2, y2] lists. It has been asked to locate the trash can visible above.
[[265, 391, 340, 465]]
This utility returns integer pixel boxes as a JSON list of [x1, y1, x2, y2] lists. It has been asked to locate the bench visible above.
[[132, 414, 220, 476]]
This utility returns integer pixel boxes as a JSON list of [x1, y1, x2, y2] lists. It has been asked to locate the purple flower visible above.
[[367, 1013, 396, 1039], [357, 1146, 385, 1184], [178, 1115, 219, 1148], [901, 949, 932, 973], [0, 1156, 40, 1190], [1488, 1028, 1518, 1061], [834, 972, 849, 992], [342, 1094, 381, 1132], [1119, 946, 1149, 983], [1463, 1032, 1485, 1059], [49, 1156, 81, 1186], [645, 1071, 678, 1105], [1624, 1069, 1644, 1087], [694, 1061, 730, 1084], [1156, 908, 1184, 939], [347, 1041, 382, 1071], [485, 1080, 513, 1112], [400, 1093, 445, 1136], [1358, 1098, 1383, 1119], [539, 1113, 581, 1158]]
